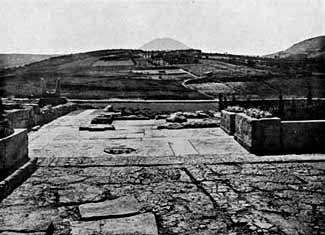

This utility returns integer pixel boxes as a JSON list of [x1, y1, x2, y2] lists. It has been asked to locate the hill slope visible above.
[[140, 38, 190, 51], [0, 53, 59, 69], [267, 35, 325, 59], [0, 49, 207, 99]]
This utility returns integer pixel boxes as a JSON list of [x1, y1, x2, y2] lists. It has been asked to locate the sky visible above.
[[0, 0, 324, 55]]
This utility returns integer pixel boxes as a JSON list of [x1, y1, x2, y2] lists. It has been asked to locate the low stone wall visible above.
[[222, 98, 325, 120], [234, 113, 282, 155], [231, 112, 325, 155], [282, 120, 325, 153], [38, 103, 77, 124], [0, 129, 28, 178], [72, 99, 219, 115], [220, 110, 236, 135], [0, 158, 37, 201], [5, 103, 77, 129]]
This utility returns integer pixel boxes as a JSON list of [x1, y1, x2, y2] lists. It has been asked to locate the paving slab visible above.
[[189, 137, 249, 155], [0, 207, 57, 232], [169, 139, 198, 155], [71, 213, 158, 235], [79, 196, 141, 219], [145, 128, 225, 139]]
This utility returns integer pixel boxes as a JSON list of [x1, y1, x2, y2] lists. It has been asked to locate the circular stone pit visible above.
[[104, 146, 136, 155]]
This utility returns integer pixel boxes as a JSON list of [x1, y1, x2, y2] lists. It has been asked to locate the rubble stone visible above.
[[166, 112, 187, 123]]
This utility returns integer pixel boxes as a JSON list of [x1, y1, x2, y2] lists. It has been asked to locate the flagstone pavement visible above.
[[1, 109, 324, 235]]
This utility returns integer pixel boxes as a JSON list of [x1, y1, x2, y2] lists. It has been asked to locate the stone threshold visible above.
[[36, 153, 325, 168]]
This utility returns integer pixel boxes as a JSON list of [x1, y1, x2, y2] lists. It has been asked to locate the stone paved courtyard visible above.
[[0, 109, 325, 235]]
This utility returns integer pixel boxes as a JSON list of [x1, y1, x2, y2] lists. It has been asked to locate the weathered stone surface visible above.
[[187, 162, 325, 235], [1, 109, 324, 235], [71, 213, 158, 235], [79, 196, 141, 219], [0, 207, 57, 232]]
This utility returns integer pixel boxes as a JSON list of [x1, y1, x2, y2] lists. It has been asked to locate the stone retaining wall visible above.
[[220, 110, 236, 135], [227, 112, 325, 155], [222, 98, 325, 120], [234, 113, 282, 155], [0, 129, 28, 179], [5, 103, 77, 129], [282, 120, 325, 153], [72, 100, 218, 115]]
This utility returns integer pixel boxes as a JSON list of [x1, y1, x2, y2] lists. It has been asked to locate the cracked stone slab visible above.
[[79, 196, 141, 219], [71, 213, 158, 235], [0, 207, 57, 232]]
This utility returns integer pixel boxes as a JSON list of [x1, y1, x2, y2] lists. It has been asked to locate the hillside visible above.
[[1, 40, 324, 100], [140, 38, 190, 51], [0, 49, 207, 100], [0, 53, 58, 69], [267, 35, 325, 59]]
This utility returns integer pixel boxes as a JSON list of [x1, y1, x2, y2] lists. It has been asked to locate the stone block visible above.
[[234, 113, 281, 155], [220, 110, 236, 135], [71, 213, 158, 235], [0, 129, 28, 177], [0, 206, 55, 232], [91, 115, 113, 124], [79, 196, 141, 219]]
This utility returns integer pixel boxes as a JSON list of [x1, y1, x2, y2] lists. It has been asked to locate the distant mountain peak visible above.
[[266, 35, 325, 59], [140, 38, 191, 51]]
